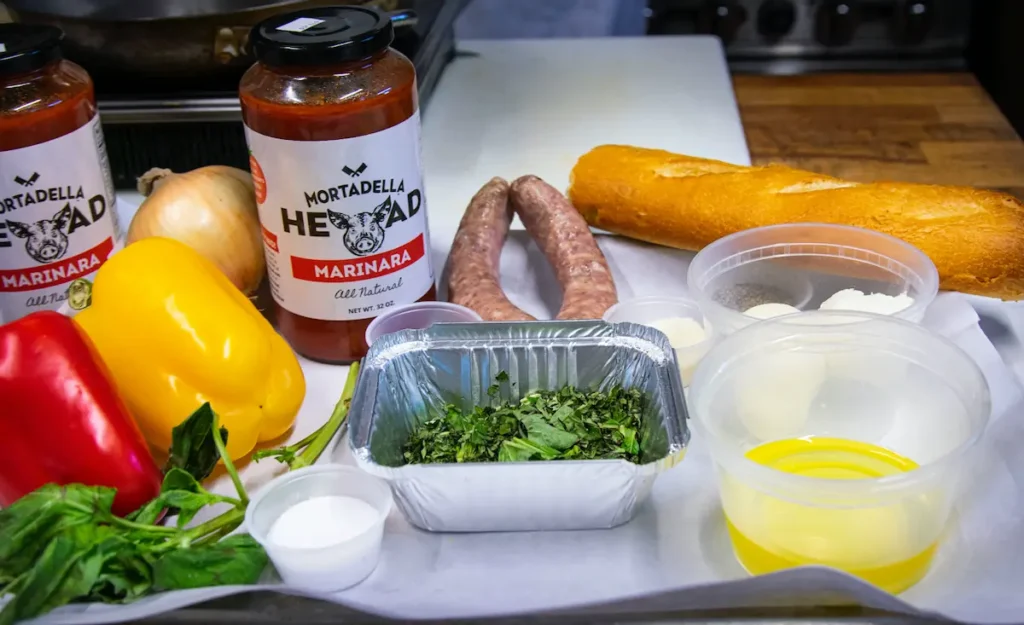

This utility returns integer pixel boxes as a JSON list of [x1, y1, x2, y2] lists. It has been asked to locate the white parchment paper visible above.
[[26, 233, 1024, 624]]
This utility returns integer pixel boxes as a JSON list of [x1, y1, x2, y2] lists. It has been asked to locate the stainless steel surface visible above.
[[345, 320, 690, 532], [647, 0, 971, 73], [99, 98, 242, 124]]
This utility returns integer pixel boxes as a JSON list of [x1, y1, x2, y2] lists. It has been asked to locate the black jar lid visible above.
[[251, 6, 394, 67], [0, 24, 64, 76]]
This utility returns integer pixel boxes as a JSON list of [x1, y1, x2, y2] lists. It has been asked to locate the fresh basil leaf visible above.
[[89, 547, 153, 604], [125, 499, 163, 527], [0, 485, 115, 587], [161, 468, 203, 494], [161, 491, 220, 529], [164, 403, 227, 482], [1, 484, 116, 524], [131, 483, 219, 530], [0, 525, 122, 625], [152, 535, 267, 590], [128, 470, 217, 529]]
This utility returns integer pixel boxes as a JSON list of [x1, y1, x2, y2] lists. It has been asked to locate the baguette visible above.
[[568, 145, 1024, 300]]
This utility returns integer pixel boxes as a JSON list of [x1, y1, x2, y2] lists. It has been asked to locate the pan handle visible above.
[[214, 26, 251, 64]]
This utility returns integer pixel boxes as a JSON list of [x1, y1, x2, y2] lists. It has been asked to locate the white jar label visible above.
[[0, 115, 120, 323], [245, 112, 433, 321]]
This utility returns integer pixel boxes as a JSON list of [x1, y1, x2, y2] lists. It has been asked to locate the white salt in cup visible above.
[[245, 465, 393, 592]]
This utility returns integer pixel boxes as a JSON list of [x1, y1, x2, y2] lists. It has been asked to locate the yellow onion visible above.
[[128, 166, 265, 294]]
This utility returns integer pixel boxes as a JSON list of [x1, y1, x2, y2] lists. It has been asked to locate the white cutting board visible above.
[[118, 37, 748, 259], [421, 36, 750, 259], [119, 37, 749, 285]]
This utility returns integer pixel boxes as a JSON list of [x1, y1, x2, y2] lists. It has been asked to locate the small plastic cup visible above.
[[687, 223, 939, 337], [603, 296, 714, 385], [689, 311, 990, 593], [365, 302, 483, 347], [245, 465, 393, 592]]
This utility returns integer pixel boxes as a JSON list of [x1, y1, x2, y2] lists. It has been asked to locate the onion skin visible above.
[[128, 166, 265, 295]]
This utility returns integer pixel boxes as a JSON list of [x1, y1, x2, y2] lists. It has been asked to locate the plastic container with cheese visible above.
[[603, 296, 714, 385], [687, 223, 939, 337]]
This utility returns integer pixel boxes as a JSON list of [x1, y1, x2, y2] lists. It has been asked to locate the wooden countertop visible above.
[[733, 73, 1024, 200]]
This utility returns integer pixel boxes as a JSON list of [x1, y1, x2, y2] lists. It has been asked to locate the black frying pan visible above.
[[5, 0, 405, 82]]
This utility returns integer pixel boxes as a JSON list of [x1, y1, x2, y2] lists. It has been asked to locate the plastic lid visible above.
[[365, 302, 483, 347], [0, 24, 63, 76], [251, 6, 394, 67]]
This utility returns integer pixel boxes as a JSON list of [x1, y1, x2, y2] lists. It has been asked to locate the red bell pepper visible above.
[[0, 311, 162, 516]]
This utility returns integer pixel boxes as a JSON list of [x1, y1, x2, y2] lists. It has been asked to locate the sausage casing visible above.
[[510, 175, 618, 320], [447, 177, 536, 321]]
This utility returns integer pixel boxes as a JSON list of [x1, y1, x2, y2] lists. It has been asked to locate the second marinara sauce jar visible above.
[[240, 6, 435, 363], [0, 24, 120, 323]]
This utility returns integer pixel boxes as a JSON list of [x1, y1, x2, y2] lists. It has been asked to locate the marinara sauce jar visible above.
[[241, 7, 435, 363], [0, 24, 120, 323]]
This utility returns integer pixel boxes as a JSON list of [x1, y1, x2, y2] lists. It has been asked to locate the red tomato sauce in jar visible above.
[[240, 7, 435, 363], [0, 24, 120, 323], [0, 57, 93, 152]]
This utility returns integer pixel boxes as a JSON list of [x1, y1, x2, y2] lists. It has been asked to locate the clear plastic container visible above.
[[602, 296, 714, 385], [364, 302, 483, 347], [245, 465, 393, 592], [689, 311, 990, 593], [687, 223, 939, 336]]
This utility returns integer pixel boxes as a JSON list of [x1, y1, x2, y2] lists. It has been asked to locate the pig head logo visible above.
[[7, 207, 71, 264], [327, 197, 391, 257]]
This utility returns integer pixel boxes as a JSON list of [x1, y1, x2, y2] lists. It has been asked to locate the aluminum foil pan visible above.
[[343, 320, 689, 532]]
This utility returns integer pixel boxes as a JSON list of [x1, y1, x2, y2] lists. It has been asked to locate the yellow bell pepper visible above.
[[75, 237, 305, 460]]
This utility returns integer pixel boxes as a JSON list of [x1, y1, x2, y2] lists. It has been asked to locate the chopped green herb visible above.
[[402, 376, 647, 465]]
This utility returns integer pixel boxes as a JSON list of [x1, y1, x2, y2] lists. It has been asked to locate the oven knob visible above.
[[816, 0, 862, 46], [698, 1, 748, 45], [893, 0, 935, 45], [757, 0, 797, 40]]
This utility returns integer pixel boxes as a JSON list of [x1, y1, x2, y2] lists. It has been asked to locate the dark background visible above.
[[968, 0, 1024, 136]]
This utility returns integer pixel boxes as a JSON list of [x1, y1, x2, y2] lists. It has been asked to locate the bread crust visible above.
[[568, 145, 1024, 300]]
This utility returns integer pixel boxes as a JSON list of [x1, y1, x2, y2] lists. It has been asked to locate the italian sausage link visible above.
[[510, 175, 618, 320], [447, 177, 536, 321]]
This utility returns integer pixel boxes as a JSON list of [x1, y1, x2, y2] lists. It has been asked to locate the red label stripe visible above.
[[0, 237, 114, 292], [290, 234, 425, 283]]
